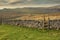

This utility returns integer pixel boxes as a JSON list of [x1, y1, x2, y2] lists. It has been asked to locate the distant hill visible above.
[[50, 5, 60, 8], [0, 5, 60, 14]]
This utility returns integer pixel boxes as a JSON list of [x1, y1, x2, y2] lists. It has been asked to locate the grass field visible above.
[[0, 24, 60, 40]]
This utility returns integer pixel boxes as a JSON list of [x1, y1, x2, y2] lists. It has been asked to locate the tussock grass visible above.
[[0, 24, 60, 40]]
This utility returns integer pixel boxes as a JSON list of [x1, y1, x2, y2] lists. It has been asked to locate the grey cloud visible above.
[[9, 0, 60, 5], [0, 0, 8, 6], [0, 0, 60, 6], [9, 0, 26, 5]]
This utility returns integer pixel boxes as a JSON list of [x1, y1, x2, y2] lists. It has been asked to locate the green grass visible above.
[[0, 24, 60, 40]]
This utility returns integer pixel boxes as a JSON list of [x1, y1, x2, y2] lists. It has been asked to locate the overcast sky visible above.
[[0, 0, 60, 8]]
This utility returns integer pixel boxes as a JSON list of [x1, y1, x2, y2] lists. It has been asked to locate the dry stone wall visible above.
[[2, 19, 60, 30]]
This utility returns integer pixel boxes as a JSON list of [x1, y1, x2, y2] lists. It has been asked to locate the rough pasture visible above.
[[0, 24, 60, 40]]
